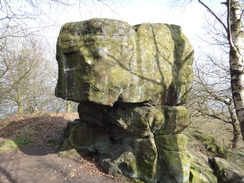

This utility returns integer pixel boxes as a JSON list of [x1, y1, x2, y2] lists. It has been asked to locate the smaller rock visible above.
[[189, 149, 218, 183], [67, 122, 110, 153], [210, 157, 244, 183], [64, 119, 80, 137], [135, 138, 158, 182]]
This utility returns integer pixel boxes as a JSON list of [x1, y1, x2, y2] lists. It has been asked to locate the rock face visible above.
[[56, 18, 195, 182], [210, 157, 244, 183], [56, 18, 194, 106]]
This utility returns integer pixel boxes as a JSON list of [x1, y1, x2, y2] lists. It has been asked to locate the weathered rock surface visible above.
[[189, 149, 218, 183], [56, 18, 244, 183], [210, 157, 244, 183], [56, 18, 194, 106], [56, 18, 197, 182], [156, 134, 191, 183]]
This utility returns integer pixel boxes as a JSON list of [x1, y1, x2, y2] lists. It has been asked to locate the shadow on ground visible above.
[[0, 113, 128, 183], [0, 113, 76, 156]]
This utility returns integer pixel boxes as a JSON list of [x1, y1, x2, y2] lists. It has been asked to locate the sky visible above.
[[48, 0, 224, 48], [1, 0, 226, 54]]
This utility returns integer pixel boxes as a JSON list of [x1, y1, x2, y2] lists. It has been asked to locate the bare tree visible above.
[[0, 0, 110, 117], [177, 0, 244, 140], [226, 0, 244, 140], [188, 52, 240, 147], [1, 37, 43, 115]]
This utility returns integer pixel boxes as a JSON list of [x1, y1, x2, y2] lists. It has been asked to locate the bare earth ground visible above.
[[0, 113, 132, 183]]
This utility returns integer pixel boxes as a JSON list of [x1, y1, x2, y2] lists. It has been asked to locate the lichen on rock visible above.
[[56, 18, 196, 183], [56, 18, 194, 106]]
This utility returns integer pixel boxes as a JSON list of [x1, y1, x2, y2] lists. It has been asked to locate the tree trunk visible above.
[[228, 102, 240, 148], [228, 0, 244, 140], [17, 88, 22, 116], [231, 122, 240, 148], [66, 100, 71, 113]]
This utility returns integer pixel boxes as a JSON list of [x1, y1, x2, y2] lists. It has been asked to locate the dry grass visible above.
[[0, 112, 79, 153], [187, 117, 244, 148]]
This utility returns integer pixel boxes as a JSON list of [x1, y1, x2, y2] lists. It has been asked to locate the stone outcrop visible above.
[[56, 18, 194, 106], [56, 18, 195, 182]]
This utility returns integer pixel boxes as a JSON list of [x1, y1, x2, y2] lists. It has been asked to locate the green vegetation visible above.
[[0, 139, 19, 153], [186, 130, 228, 158], [0, 135, 34, 154]]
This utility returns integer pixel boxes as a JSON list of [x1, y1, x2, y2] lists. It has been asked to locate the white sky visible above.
[[47, 0, 225, 49], [52, 1, 202, 40]]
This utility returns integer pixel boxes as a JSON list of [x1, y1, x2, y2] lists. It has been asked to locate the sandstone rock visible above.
[[155, 134, 191, 183], [110, 103, 164, 138], [135, 137, 158, 182], [158, 105, 189, 135], [56, 18, 195, 183], [210, 157, 244, 183], [56, 18, 194, 106], [67, 121, 110, 152], [189, 149, 218, 183]]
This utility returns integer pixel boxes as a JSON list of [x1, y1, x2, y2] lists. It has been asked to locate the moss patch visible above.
[[187, 131, 228, 157], [0, 135, 34, 154]]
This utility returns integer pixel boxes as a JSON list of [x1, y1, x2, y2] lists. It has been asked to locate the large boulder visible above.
[[56, 18, 194, 106], [56, 18, 195, 182]]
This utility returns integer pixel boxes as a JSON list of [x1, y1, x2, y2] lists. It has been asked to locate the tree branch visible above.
[[198, 0, 228, 32], [0, 67, 9, 78]]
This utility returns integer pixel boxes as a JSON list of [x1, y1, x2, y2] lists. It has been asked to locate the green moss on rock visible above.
[[210, 157, 244, 183], [189, 150, 217, 183], [188, 131, 228, 157], [56, 18, 196, 183], [157, 105, 189, 135], [111, 104, 164, 138], [55, 18, 194, 106], [155, 134, 191, 183], [135, 138, 158, 182]]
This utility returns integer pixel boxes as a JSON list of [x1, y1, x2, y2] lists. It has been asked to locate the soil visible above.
[[0, 113, 132, 183]]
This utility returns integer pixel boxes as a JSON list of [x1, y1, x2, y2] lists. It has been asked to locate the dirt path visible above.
[[0, 113, 131, 183], [0, 147, 122, 183]]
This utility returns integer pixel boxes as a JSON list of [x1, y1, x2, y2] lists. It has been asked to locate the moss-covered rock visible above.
[[189, 149, 218, 183], [56, 18, 196, 183], [157, 105, 189, 134], [56, 18, 135, 105], [96, 137, 158, 182], [210, 157, 244, 183], [55, 18, 194, 106], [110, 103, 164, 138], [135, 138, 158, 182], [67, 121, 111, 153], [155, 134, 191, 183]]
